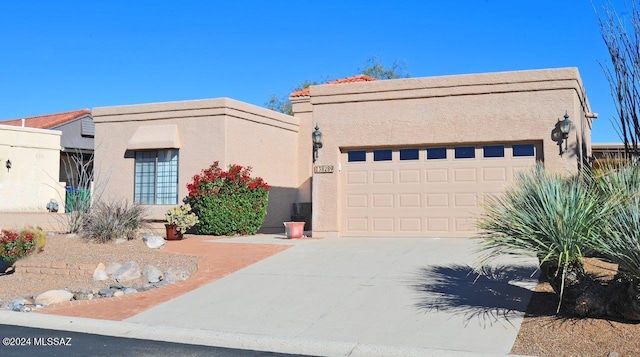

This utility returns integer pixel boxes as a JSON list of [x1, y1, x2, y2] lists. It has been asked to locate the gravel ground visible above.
[[511, 259, 640, 356], [0, 234, 198, 306]]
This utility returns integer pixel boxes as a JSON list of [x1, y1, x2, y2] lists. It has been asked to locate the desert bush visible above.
[[0, 229, 35, 266], [477, 165, 615, 312], [80, 200, 147, 243], [20, 227, 46, 253], [185, 161, 269, 236]]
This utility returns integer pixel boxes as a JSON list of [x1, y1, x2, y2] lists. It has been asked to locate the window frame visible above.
[[134, 149, 179, 205]]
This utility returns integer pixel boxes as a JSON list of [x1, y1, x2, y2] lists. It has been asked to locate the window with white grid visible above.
[[134, 150, 178, 204]]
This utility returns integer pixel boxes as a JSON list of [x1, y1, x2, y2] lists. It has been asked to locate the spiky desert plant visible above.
[[477, 165, 615, 311], [589, 160, 640, 279], [80, 200, 147, 243]]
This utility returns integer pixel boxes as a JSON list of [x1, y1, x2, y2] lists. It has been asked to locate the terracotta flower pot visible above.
[[283, 221, 305, 239], [165, 224, 184, 241]]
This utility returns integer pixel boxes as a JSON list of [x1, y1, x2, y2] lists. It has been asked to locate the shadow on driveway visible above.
[[411, 263, 550, 328]]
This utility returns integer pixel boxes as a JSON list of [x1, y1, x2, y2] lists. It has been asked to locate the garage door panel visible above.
[[427, 218, 449, 232], [399, 218, 421, 232], [373, 218, 394, 231], [426, 169, 448, 182], [373, 170, 394, 183], [346, 218, 368, 232], [346, 194, 368, 208], [453, 168, 477, 182], [482, 167, 507, 181], [399, 194, 421, 208], [426, 193, 448, 207], [347, 171, 368, 184], [341, 143, 539, 237], [399, 169, 421, 183], [454, 193, 477, 207], [372, 194, 394, 208]]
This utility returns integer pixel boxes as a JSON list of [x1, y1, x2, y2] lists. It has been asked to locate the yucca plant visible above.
[[477, 165, 615, 312], [591, 161, 640, 278]]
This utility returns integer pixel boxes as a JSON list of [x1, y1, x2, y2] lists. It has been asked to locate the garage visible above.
[[341, 143, 541, 237]]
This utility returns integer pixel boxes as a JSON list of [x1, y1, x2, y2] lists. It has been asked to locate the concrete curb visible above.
[[0, 311, 517, 357]]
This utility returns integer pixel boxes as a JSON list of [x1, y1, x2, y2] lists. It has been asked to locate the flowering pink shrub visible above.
[[0, 229, 35, 266], [186, 161, 270, 235]]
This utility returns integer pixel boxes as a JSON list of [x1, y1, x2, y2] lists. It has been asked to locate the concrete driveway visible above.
[[124, 236, 539, 356]]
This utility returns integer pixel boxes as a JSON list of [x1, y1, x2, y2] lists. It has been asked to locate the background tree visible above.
[[598, 1, 640, 158], [265, 57, 410, 115]]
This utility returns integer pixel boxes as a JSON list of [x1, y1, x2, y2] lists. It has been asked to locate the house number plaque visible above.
[[314, 165, 334, 173]]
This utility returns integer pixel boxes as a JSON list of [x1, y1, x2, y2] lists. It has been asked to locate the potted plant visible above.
[[164, 204, 199, 240]]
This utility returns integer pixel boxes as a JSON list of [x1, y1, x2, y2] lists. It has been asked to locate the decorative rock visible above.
[[94, 262, 106, 273], [152, 280, 169, 288], [35, 290, 74, 306], [8, 298, 27, 311], [91, 287, 101, 295], [93, 270, 108, 281], [123, 288, 138, 295], [113, 290, 124, 297], [98, 288, 115, 298], [73, 292, 93, 300], [110, 282, 125, 289], [143, 234, 165, 249], [165, 267, 190, 282], [609, 352, 620, 357], [113, 261, 140, 283], [142, 265, 163, 283], [105, 262, 122, 275], [114, 238, 127, 244], [65, 233, 78, 239]]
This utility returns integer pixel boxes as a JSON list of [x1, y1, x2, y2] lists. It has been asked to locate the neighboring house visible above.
[[93, 67, 595, 238], [1, 109, 94, 189], [0, 124, 65, 213]]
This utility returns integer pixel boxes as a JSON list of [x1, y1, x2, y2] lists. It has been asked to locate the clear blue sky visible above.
[[0, 0, 629, 142]]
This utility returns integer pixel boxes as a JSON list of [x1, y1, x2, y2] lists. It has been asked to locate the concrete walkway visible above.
[[1, 235, 538, 356]]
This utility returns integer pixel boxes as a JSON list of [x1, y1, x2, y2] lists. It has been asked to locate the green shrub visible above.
[[0, 229, 35, 266], [186, 161, 269, 236], [80, 200, 147, 243]]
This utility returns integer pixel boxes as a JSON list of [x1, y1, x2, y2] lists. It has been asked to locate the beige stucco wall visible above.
[[0, 125, 66, 213], [303, 68, 593, 237], [93, 98, 302, 233]]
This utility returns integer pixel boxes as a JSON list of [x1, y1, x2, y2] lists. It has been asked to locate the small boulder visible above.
[[35, 290, 74, 306], [105, 262, 121, 275], [143, 235, 165, 249], [113, 261, 140, 283], [8, 298, 27, 311], [113, 290, 124, 297], [165, 267, 190, 282], [123, 288, 138, 295], [73, 292, 93, 301], [142, 265, 163, 283], [98, 288, 115, 298], [93, 270, 108, 281]]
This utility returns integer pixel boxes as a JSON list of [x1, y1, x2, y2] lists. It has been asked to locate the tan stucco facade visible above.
[[0, 125, 66, 213], [93, 98, 304, 233], [292, 68, 593, 237]]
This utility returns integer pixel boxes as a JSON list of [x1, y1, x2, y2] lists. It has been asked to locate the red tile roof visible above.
[[290, 75, 378, 97], [0, 109, 91, 129]]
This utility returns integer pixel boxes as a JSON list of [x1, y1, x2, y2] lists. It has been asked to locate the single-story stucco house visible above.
[[92, 67, 594, 238]]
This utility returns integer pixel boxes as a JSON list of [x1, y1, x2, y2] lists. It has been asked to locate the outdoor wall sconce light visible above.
[[559, 112, 572, 152], [5, 159, 11, 172], [312, 125, 323, 163]]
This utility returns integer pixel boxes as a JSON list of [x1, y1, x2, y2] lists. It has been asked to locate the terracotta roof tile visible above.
[[1, 109, 91, 129], [290, 75, 378, 97]]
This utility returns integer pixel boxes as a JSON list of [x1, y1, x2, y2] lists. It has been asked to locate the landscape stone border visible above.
[[14, 260, 96, 277]]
